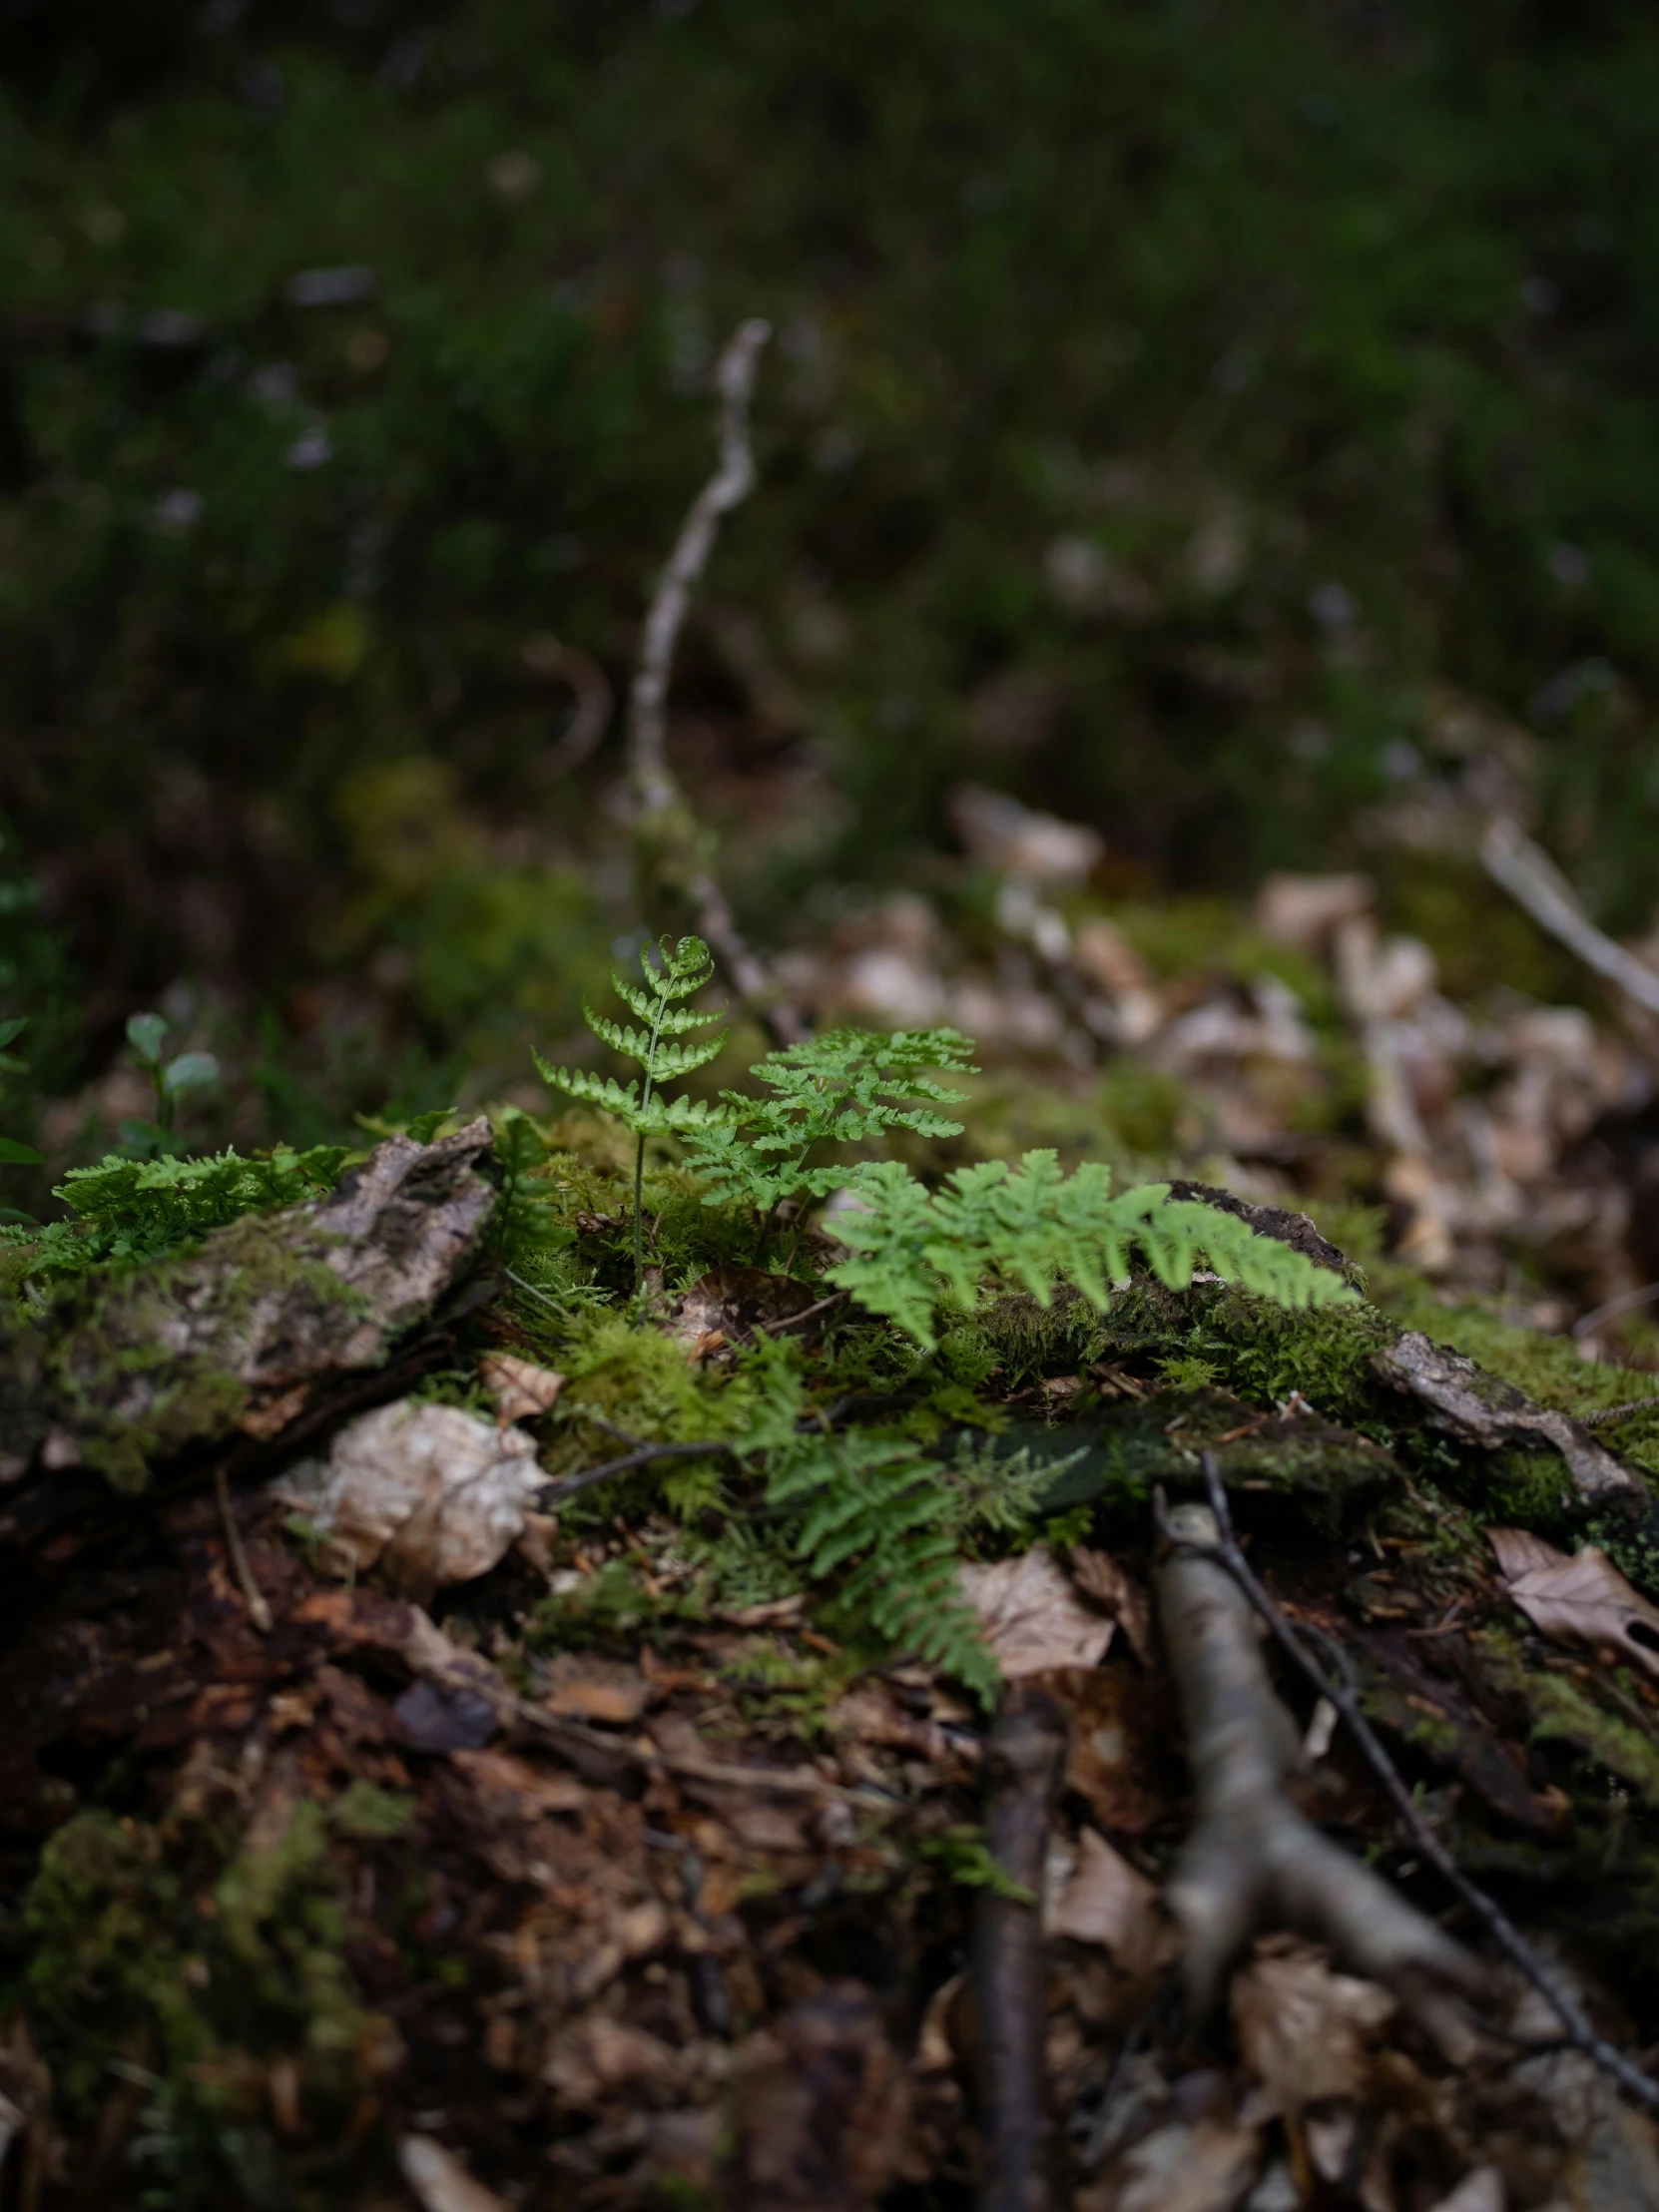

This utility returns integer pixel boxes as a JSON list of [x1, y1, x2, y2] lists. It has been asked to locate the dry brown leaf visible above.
[[670, 1264, 828, 1353], [542, 1652, 652, 1725], [281, 1398, 544, 1587], [478, 1352, 565, 1421], [398, 2134, 508, 2212], [1070, 1546, 1156, 1666], [1487, 1527, 1659, 1682], [959, 1544, 1115, 1677], [1231, 1935, 1394, 2114], [1082, 2116, 1261, 2212], [1047, 1827, 1177, 1975]]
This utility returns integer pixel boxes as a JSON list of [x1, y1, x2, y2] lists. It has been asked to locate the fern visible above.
[[828, 1148, 1358, 1348], [682, 1026, 975, 1266], [2, 1144, 350, 1283], [533, 934, 731, 1291], [766, 1427, 1001, 1701]]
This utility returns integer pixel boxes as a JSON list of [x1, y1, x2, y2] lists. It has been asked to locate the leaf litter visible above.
[[4, 1112, 1659, 2204]]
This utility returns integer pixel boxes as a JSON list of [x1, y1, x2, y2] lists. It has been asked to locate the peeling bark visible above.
[[0, 1120, 496, 1496], [1374, 1330, 1648, 1509]]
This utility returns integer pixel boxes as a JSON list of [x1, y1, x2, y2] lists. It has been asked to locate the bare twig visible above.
[[1153, 1476, 1481, 2014], [628, 316, 772, 816], [539, 1438, 733, 1504], [624, 315, 806, 1048], [971, 1688, 1067, 2212], [751, 1288, 849, 1338], [1482, 816, 1659, 1020], [1572, 1285, 1659, 1344], [1162, 1453, 1659, 2119], [523, 632, 614, 772], [213, 1463, 273, 1633]]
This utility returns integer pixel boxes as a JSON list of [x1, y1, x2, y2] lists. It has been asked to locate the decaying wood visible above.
[[1374, 1330, 1648, 1509], [971, 1688, 1067, 2212], [0, 1119, 496, 1498], [1154, 1496, 1481, 2013]]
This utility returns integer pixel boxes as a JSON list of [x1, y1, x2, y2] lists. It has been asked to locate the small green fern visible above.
[[682, 1025, 976, 1265], [828, 1148, 1358, 1347], [2, 1144, 350, 1283], [533, 934, 731, 1290], [766, 1426, 1001, 1700]]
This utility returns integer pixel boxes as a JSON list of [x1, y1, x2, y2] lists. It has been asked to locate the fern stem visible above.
[[751, 1198, 781, 1269], [633, 1130, 646, 1294]]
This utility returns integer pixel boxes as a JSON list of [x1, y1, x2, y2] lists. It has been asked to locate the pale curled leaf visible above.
[[1486, 1526, 1659, 1681], [280, 1398, 544, 1587], [959, 1543, 1114, 1677], [1231, 1935, 1394, 2114]]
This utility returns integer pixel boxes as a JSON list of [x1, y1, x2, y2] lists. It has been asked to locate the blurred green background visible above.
[[2, 0, 1657, 1162]]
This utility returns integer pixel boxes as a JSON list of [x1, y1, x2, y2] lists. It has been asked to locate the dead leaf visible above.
[[1424, 2171, 1504, 2212], [731, 1981, 911, 2210], [1070, 1547, 1156, 1666], [392, 1677, 497, 1752], [542, 1652, 652, 1725], [959, 1544, 1115, 1677], [479, 1353, 565, 1421], [398, 2134, 508, 2212], [449, 1747, 588, 1815], [1487, 1527, 1659, 1682], [1231, 1936, 1394, 2113], [1082, 2115, 1261, 2212], [670, 1265, 830, 1352], [1047, 1827, 1177, 1976], [288, 1398, 544, 1587], [1060, 1667, 1182, 1836]]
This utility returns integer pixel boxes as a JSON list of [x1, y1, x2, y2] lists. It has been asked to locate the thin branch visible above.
[[624, 315, 806, 1049], [1163, 1452, 1659, 2119], [523, 632, 614, 773], [1571, 1285, 1659, 1344], [213, 1463, 272, 1634], [628, 315, 772, 820], [539, 1438, 733, 1504], [1482, 816, 1659, 1020], [972, 1689, 1067, 2212], [751, 1288, 849, 1338]]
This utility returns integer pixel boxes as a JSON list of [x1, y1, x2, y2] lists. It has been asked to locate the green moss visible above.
[[31, 1214, 370, 1491], [19, 1788, 394, 2206]]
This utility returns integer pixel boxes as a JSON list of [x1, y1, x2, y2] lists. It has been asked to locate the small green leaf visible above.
[[161, 1051, 221, 1098], [126, 1011, 169, 1064], [0, 1137, 43, 1166], [0, 1016, 27, 1051]]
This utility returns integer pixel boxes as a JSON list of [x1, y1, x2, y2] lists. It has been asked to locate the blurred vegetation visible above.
[[2, 0, 1658, 1160]]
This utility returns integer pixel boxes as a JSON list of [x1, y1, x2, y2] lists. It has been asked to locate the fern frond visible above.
[[828, 1150, 1358, 1347], [766, 1428, 998, 1702], [683, 1027, 978, 1234]]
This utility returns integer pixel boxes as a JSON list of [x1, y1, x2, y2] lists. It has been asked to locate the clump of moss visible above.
[[19, 1782, 400, 2208]]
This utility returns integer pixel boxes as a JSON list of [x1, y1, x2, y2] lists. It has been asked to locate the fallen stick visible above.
[[1153, 1479, 1482, 2014], [1481, 815, 1659, 1020], [971, 1688, 1066, 2212], [1161, 1454, 1659, 2119]]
